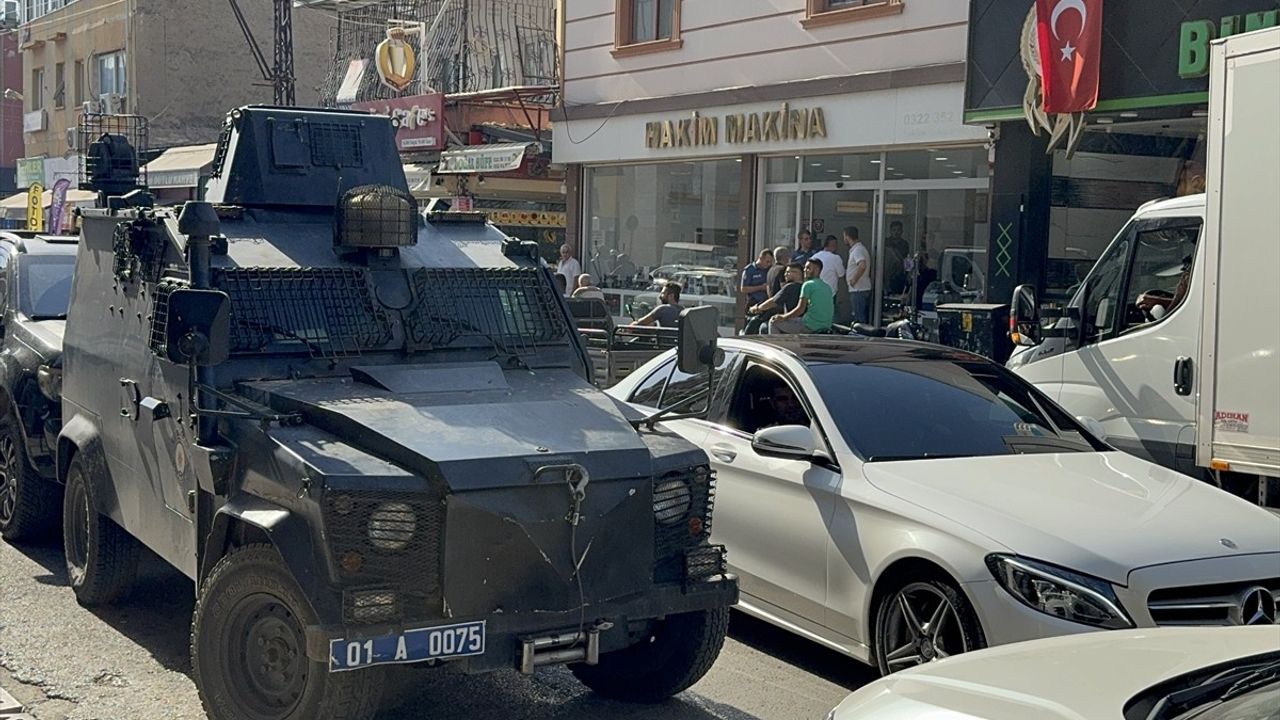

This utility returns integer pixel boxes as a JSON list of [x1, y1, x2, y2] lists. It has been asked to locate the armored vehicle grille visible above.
[[214, 268, 393, 358], [653, 466, 716, 584], [403, 268, 572, 354], [325, 489, 445, 623], [147, 279, 189, 356]]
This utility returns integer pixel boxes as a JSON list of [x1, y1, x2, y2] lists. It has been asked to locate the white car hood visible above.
[[832, 626, 1280, 720], [863, 452, 1280, 584]]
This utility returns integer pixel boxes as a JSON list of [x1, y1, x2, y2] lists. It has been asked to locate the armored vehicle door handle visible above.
[[119, 378, 141, 420], [709, 445, 737, 463]]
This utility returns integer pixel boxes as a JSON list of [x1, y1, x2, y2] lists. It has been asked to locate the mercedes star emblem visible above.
[[1231, 586, 1278, 626]]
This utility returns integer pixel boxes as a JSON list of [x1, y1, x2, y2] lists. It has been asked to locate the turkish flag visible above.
[[1036, 0, 1104, 113]]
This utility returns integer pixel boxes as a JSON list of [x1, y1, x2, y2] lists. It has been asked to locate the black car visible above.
[[0, 230, 78, 541]]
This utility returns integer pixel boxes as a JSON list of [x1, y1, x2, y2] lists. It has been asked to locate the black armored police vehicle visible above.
[[57, 105, 737, 720]]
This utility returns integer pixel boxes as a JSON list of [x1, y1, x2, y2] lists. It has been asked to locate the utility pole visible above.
[[272, 0, 295, 106]]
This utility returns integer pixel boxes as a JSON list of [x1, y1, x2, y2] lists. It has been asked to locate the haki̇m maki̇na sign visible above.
[[644, 104, 828, 150]]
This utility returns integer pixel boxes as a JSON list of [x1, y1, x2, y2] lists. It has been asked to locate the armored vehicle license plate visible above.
[[329, 620, 486, 672]]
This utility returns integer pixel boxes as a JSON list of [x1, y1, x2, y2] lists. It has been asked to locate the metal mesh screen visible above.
[[325, 488, 445, 623], [78, 112, 149, 193], [309, 122, 365, 167], [403, 268, 571, 354], [147, 279, 189, 356], [214, 268, 393, 358]]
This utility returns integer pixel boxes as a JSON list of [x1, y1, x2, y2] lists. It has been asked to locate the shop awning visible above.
[[436, 142, 542, 175], [0, 188, 97, 220], [403, 163, 434, 193], [143, 144, 218, 189]]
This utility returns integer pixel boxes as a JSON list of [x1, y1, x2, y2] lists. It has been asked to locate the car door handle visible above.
[[1174, 356, 1193, 397], [709, 445, 737, 463]]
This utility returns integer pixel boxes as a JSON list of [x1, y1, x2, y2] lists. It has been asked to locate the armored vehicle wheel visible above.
[[192, 544, 385, 720], [0, 412, 60, 542], [62, 453, 139, 605], [571, 606, 730, 703]]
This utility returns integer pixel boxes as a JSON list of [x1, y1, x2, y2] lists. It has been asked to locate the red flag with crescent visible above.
[[1036, 0, 1104, 113]]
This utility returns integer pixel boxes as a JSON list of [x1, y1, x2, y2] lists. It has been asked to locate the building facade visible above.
[[554, 0, 990, 329], [965, 0, 1279, 305], [1, 23, 21, 196], [15, 0, 335, 198]]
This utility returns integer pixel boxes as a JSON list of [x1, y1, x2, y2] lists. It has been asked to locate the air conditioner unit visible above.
[[98, 92, 124, 114], [66, 127, 82, 151]]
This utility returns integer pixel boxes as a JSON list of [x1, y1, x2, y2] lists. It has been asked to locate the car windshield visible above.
[[18, 254, 76, 320], [809, 358, 1096, 461]]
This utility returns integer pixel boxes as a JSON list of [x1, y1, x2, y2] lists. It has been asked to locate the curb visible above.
[[0, 687, 35, 720]]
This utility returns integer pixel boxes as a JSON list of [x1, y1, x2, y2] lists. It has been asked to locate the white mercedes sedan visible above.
[[606, 337, 1280, 674], [827, 626, 1280, 719]]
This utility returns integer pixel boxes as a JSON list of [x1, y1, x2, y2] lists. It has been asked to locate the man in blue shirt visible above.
[[740, 249, 774, 306]]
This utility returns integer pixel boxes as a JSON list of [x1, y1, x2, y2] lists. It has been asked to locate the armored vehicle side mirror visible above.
[[677, 305, 721, 374], [1010, 284, 1043, 347], [165, 289, 232, 367]]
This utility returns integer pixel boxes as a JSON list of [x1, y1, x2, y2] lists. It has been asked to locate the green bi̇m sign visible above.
[[1180, 9, 1280, 78]]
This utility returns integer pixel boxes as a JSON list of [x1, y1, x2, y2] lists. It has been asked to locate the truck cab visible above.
[[56, 105, 737, 720], [1008, 195, 1206, 477]]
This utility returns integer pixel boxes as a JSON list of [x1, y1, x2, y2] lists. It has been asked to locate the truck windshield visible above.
[[18, 254, 77, 320], [809, 359, 1097, 462]]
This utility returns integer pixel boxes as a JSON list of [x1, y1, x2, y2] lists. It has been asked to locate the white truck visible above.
[[1007, 27, 1280, 507]]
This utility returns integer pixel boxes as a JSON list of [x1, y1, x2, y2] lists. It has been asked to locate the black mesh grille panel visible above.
[[214, 268, 393, 358], [309, 122, 364, 167], [325, 489, 445, 624], [653, 466, 716, 584], [403, 268, 572, 354], [147, 279, 186, 355]]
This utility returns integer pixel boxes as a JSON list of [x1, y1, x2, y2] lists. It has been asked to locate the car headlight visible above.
[[368, 502, 416, 551], [986, 554, 1133, 630], [654, 475, 693, 526]]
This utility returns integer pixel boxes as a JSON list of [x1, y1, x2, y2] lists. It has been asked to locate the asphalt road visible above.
[[1, 537, 876, 720]]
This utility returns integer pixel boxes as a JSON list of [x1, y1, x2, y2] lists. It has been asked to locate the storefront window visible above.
[[766, 156, 799, 184], [883, 147, 988, 180], [584, 159, 743, 328], [803, 153, 881, 182]]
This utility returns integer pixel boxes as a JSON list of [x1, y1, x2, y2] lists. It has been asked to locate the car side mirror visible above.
[[677, 305, 722, 374], [752, 425, 818, 460], [165, 288, 231, 367], [1076, 415, 1106, 441], [1010, 284, 1042, 347]]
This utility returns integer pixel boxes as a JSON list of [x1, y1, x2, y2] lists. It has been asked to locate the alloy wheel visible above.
[[0, 435, 16, 526], [880, 582, 971, 670]]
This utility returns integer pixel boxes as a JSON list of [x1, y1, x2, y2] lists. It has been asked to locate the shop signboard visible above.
[[15, 157, 44, 189], [26, 182, 43, 232], [479, 209, 567, 228], [437, 144, 538, 174], [352, 94, 445, 152], [964, 0, 1279, 121]]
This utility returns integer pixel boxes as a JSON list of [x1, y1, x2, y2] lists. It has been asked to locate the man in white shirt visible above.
[[811, 235, 845, 294], [555, 244, 582, 296], [844, 226, 873, 325]]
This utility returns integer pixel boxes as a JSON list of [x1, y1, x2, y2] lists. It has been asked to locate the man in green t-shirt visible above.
[[768, 258, 834, 334]]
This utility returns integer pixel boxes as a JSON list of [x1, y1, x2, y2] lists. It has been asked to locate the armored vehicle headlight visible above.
[[654, 477, 693, 526], [368, 502, 417, 551]]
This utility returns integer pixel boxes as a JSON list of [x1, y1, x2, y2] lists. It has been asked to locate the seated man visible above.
[[1136, 256, 1192, 321], [571, 273, 606, 301], [768, 384, 809, 427], [746, 262, 803, 334], [634, 281, 684, 328], [768, 258, 834, 335]]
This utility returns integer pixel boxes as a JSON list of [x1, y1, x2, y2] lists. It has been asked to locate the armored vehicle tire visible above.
[[0, 412, 61, 542], [571, 606, 730, 703], [62, 453, 139, 606], [191, 544, 385, 720]]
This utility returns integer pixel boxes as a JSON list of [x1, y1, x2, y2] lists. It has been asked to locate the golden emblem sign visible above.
[[375, 28, 417, 93]]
